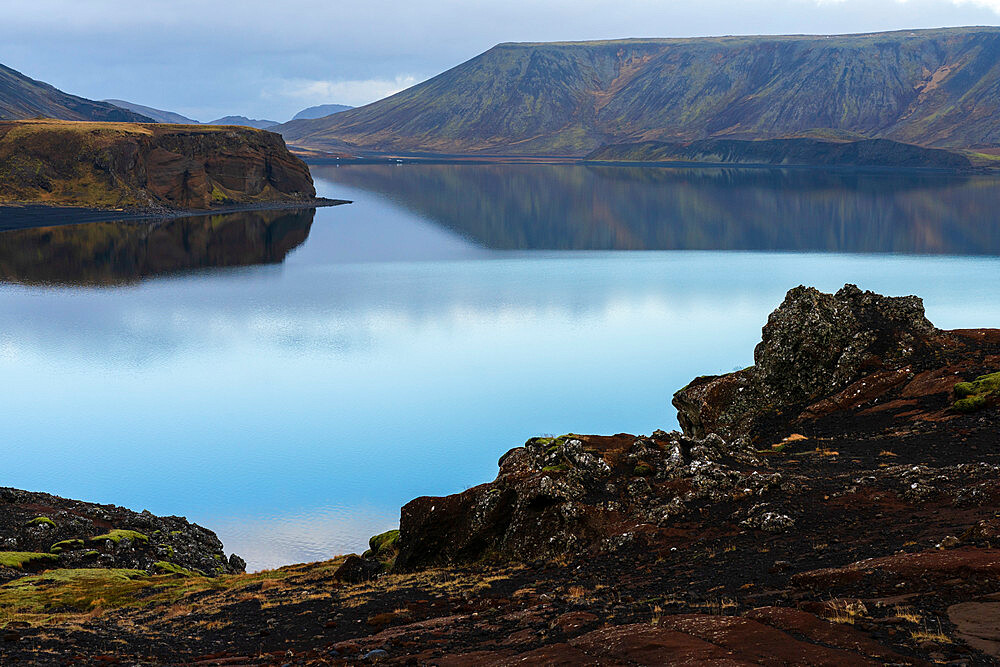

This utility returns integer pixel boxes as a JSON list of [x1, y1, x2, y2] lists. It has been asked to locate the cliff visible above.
[[277, 27, 1000, 157], [0, 120, 316, 211], [586, 137, 974, 169]]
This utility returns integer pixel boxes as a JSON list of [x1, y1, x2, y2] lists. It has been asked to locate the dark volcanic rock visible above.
[[0, 487, 243, 581], [393, 431, 776, 570], [674, 284, 942, 441]]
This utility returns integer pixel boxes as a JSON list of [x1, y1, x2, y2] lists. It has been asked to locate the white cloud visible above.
[[952, 0, 1000, 12], [268, 75, 421, 109]]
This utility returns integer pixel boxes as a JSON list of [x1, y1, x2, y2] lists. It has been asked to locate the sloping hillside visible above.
[[0, 63, 152, 122], [277, 27, 1000, 156], [103, 99, 200, 124]]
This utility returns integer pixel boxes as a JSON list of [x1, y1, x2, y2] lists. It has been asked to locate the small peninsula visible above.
[[0, 120, 343, 228]]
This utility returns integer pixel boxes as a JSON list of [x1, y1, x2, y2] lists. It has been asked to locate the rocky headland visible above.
[[0, 120, 332, 220], [3, 285, 1000, 664]]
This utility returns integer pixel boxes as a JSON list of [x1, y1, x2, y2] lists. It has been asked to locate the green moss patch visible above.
[[0, 552, 59, 570], [369, 530, 400, 555], [152, 562, 201, 577], [87, 529, 149, 545], [634, 463, 654, 476], [542, 464, 570, 473], [953, 372, 1000, 413], [26, 517, 56, 529], [49, 539, 84, 554]]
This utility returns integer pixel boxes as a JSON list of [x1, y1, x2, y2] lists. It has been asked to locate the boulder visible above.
[[674, 284, 938, 441]]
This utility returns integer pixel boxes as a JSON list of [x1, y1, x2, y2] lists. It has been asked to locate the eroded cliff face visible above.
[[0, 120, 315, 210]]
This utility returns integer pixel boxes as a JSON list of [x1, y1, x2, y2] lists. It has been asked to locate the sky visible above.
[[1, 0, 999, 123]]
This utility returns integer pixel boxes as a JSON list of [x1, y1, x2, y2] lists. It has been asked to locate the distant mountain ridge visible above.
[[103, 99, 199, 124], [277, 27, 1000, 156], [207, 116, 279, 130], [0, 63, 152, 123], [292, 104, 353, 121]]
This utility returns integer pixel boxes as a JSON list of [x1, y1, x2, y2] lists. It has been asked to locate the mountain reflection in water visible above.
[[313, 163, 1000, 254], [0, 208, 314, 286]]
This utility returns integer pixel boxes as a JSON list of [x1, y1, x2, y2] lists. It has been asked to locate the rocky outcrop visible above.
[[0, 120, 316, 210], [392, 430, 778, 571], [674, 284, 950, 442], [0, 487, 244, 581]]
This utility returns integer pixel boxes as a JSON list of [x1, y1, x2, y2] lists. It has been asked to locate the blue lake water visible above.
[[2, 163, 1000, 570]]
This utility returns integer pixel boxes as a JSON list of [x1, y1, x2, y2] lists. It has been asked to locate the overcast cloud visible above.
[[1, 0, 998, 122]]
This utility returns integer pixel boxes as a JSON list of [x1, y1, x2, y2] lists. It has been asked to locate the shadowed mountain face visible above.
[[0, 209, 314, 286], [0, 64, 152, 123], [279, 27, 1000, 156], [313, 163, 1000, 254]]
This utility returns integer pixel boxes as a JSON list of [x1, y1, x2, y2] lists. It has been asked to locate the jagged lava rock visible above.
[[0, 487, 244, 581], [393, 431, 779, 571], [674, 284, 946, 441]]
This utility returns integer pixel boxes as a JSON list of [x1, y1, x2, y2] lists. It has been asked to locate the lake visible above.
[[3, 163, 1000, 570]]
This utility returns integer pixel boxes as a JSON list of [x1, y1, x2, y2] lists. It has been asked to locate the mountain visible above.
[[276, 27, 1000, 156], [103, 99, 200, 124], [291, 104, 353, 121], [0, 63, 153, 123], [207, 115, 280, 129]]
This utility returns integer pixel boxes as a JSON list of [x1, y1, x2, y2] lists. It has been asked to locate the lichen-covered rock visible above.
[[674, 284, 938, 441], [0, 487, 244, 581]]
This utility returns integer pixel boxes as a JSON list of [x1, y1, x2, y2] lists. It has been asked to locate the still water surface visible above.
[[2, 164, 1000, 569]]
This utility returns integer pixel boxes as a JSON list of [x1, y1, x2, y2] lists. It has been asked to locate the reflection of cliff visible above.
[[313, 164, 1000, 254], [0, 209, 314, 286]]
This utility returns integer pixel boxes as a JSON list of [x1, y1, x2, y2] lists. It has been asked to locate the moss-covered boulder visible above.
[[953, 372, 1000, 413]]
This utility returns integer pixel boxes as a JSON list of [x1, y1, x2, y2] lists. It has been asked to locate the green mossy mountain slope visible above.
[[277, 27, 1000, 156]]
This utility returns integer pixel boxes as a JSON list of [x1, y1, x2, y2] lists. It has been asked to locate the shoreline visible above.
[[0, 198, 351, 232], [299, 151, 998, 174]]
